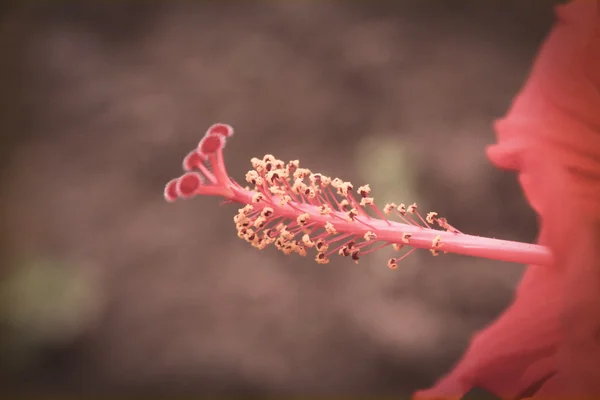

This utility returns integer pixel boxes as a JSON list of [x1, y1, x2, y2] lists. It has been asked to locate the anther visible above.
[[241, 205, 254, 215], [358, 184, 371, 198], [402, 233, 412, 244], [252, 193, 264, 203], [315, 252, 330, 264], [398, 204, 407, 215], [339, 246, 350, 257], [295, 245, 307, 257], [244, 228, 255, 242], [279, 195, 292, 206], [287, 160, 299, 172], [246, 170, 260, 184], [251, 157, 262, 169], [279, 228, 294, 241], [254, 216, 267, 228], [266, 170, 280, 184], [261, 207, 274, 218], [325, 222, 337, 234], [293, 168, 311, 180], [363, 231, 377, 241], [297, 213, 311, 226], [309, 173, 322, 186], [387, 258, 399, 270], [302, 234, 315, 248], [383, 203, 397, 214], [315, 239, 328, 252], [346, 208, 358, 222], [320, 176, 332, 187], [360, 197, 374, 206], [339, 199, 350, 210], [282, 243, 295, 255], [304, 187, 316, 199], [337, 182, 353, 196], [318, 205, 332, 215]]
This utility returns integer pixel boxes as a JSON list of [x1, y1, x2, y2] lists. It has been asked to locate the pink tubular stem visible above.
[[228, 186, 554, 267]]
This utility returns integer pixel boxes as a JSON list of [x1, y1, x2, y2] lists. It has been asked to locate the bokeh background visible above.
[[0, 1, 562, 396]]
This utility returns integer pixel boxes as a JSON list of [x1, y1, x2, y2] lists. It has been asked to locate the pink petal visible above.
[[414, 263, 562, 399]]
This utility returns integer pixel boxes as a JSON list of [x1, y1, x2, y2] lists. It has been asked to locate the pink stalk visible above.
[[165, 124, 554, 269]]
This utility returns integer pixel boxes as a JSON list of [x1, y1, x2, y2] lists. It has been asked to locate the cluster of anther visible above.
[[234, 154, 459, 268], [165, 124, 460, 270], [234, 155, 367, 265]]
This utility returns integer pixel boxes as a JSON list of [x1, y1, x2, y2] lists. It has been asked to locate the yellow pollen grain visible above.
[[279, 195, 292, 206], [295, 245, 307, 257], [261, 207, 274, 218], [363, 231, 377, 241], [398, 204, 407, 215], [358, 184, 371, 197], [315, 239, 329, 252], [426, 212, 438, 224], [245, 170, 259, 184], [387, 258, 398, 270], [432, 235, 442, 247], [302, 234, 315, 248], [254, 216, 267, 228], [318, 205, 332, 215], [266, 170, 281, 183], [315, 252, 330, 264], [309, 173, 322, 186], [346, 208, 358, 222], [293, 168, 311, 180], [252, 193, 264, 203], [383, 203, 397, 214], [360, 197, 374, 206], [241, 204, 254, 215], [297, 213, 311, 226], [325, 221, 337, 234]]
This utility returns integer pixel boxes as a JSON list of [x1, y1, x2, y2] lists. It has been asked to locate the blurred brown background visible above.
[[0, 1, 561, 397]]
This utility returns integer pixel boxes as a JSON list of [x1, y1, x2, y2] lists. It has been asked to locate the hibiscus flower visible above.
[[414, 1, 600, 398]]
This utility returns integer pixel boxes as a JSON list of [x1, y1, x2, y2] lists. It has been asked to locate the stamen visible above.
[[164, 123, 555, 269]]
